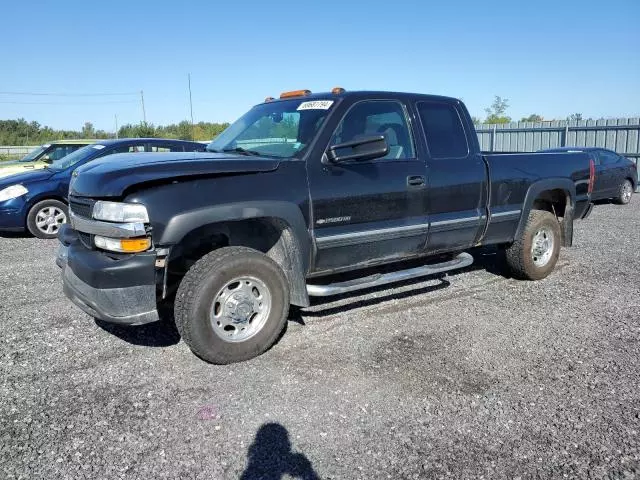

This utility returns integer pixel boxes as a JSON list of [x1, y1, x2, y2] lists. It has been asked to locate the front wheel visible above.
[[174, 246, 290, 364], [505, 209, 561, 280], [614, 179, 633, 205], [26, 199, 68, 239]]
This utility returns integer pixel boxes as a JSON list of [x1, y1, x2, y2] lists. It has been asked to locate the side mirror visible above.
[[41, 154, 52, 163], [325, 135, 389, 164]]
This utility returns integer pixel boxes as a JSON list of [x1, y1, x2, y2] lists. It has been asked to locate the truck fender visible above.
[[515, 178, 576, 246], [159, 201, 311, 307]]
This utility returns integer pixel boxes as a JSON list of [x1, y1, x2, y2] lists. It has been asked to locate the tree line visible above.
[[475, 96, 584, 125], [0, 119, 229, 145]]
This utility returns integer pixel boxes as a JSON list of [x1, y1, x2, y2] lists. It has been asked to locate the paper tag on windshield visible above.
[[92, 145, 106, 150], [297, 100, 333, 111]]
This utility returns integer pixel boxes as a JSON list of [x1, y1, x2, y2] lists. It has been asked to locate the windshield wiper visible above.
[[220, 147, 263, 157]]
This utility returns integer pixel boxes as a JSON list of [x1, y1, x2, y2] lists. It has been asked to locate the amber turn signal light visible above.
[[94, 235, 151, 253], [279, 89, 311, 99]]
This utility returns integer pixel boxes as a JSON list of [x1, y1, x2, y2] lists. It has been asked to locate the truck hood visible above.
[[70, 152, 282, 197]]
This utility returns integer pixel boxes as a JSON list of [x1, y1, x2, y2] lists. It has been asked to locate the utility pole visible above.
[[188, 74, 194, 139], [114, 114, 119, 139], [140, 90, 146, 123]]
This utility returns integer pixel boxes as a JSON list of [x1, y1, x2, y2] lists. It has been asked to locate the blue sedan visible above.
[[0, 138, 205, 238]]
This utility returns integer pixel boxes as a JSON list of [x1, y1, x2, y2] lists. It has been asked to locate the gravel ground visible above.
[[1, 198, 639, 479]]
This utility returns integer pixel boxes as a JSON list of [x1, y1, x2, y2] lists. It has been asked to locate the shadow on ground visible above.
[[294, 246, 509, 319], [240, 423, 320, 480], [95, 246, 509, 342], [94, 306, 181, 347], [0, 231, 30, 239]]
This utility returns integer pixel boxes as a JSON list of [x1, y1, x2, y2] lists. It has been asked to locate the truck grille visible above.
[[69, 197, 95, 219]]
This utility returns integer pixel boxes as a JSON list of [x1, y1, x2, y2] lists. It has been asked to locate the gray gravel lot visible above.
[[1, 198, 639, 479]]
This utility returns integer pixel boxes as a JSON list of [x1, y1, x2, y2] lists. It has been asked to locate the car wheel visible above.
[[614, 179, 633, 205], [174, 246, 290, 364], [505, 209, 561, 280], [26, 199, 68, 239]]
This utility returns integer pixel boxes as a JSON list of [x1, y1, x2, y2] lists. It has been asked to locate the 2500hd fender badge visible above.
[[316, 216, 351, 225]]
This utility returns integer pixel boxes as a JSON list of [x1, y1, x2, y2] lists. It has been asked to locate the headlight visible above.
[[0, 184, 28, 202], [93, 201, 149, 223], [94, 235, 151, 253]]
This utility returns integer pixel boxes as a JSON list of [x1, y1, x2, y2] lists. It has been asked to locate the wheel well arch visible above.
[[516, 179, 576, 247], [531, 188, 569, 217], [626, 176, 637, 190], [167, 216, 310, 307]]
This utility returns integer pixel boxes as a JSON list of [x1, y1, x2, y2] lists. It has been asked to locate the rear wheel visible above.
[[26, 199, 68, 239], [505, 209, 561, 280], [174, 246, 290, 364], [614, 179, 633, 205]]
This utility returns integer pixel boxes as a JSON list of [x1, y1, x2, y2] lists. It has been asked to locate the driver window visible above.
[[330, 101, 415, 160]]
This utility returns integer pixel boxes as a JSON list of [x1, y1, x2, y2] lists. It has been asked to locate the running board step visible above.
[[306, 252, 474, 297]]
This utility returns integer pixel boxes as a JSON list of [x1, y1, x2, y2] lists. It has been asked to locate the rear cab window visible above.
[[416, 101, 469, 159], [149, 143, 189, 152]]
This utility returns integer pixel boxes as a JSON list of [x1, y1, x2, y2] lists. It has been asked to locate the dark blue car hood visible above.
[[70, 152, 281, 197], [0, 168, 55, 188]]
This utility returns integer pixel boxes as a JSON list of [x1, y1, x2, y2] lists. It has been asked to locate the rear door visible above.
[[307, 99, 429, 274], [415, 100, 487, 253]]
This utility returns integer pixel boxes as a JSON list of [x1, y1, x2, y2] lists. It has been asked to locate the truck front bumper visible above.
[[58, 226, 160, 326]]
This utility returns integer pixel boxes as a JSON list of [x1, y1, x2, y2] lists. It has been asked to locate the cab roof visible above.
[[263, 90, 461, 105]]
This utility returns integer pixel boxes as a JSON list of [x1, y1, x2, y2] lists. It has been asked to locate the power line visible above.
[[0, 91, 139, 97], [0, 100, 140, 105]]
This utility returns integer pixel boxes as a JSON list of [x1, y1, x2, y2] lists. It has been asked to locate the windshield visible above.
[[207, 98, 335, 159], [20, 145, 49, 162], [49, 144, 104, 171]]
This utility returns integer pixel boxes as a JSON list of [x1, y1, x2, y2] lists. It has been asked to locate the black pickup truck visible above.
[[57, 89, 595, 364]]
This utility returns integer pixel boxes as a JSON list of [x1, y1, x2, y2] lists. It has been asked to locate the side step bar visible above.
[[306, 252, 474, 297]]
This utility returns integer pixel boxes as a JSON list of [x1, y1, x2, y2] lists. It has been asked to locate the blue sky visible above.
[[1, 0, 638, 131]]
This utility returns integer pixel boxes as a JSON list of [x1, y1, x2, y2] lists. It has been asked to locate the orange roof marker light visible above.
[[331, 87, 346, 94], [279, 89, 311, 99]]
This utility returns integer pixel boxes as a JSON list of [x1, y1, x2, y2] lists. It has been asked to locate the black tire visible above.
[[614, 179, 633, 205], [174, 246, 290, 364], [26, 199, 69, 239], [505, 209, 561, 280]]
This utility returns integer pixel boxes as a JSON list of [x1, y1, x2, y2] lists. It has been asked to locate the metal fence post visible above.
[[563, 125, 569, 147], [490, 126, 496, 152]]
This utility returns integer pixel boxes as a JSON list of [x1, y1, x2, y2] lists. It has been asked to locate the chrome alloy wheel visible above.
[[35, 206, 67, 235], [210, 276, 272, 343], [531, 227, 554, 267]]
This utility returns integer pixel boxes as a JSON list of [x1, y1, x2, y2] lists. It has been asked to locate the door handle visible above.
[[407, 175, 426, 187]]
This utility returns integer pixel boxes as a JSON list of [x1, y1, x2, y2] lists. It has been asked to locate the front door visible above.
[[307, 99, 429, 274]]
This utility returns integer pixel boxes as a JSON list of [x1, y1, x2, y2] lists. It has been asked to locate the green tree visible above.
[[82, 121, 95, 138], [484, 96, 511, 124], [521, 114, 543, 122], [117, 121, 158, 138]]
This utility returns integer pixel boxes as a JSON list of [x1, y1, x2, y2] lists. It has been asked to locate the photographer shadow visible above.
[[241, 423, 320, 480]]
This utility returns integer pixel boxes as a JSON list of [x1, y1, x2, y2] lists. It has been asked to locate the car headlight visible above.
[[93, 201, 149, 223], [0, 184, 28, 202]]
